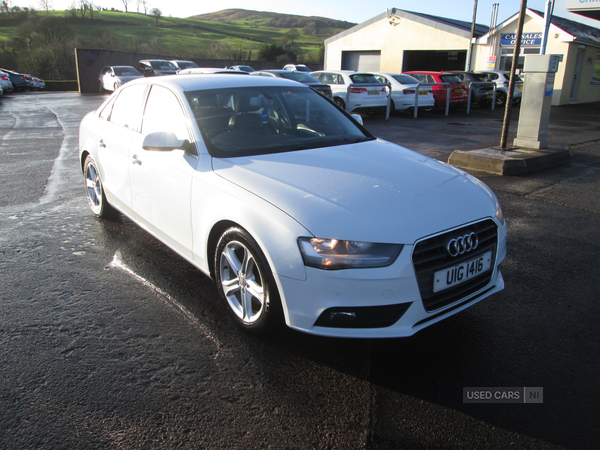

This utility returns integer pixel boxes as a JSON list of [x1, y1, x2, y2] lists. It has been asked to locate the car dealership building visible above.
[[323, 7, 600, 105]]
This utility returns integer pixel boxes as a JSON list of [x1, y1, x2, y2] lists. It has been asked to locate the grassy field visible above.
[[0, 9, 345, 56]]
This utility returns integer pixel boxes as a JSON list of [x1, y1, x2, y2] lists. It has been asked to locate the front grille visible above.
[[412, 219, 498, 312]]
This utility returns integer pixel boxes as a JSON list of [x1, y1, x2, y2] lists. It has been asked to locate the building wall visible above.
[[325, 11, 600, 105], [471, 14, 600, 105], [325, 16, 470, 72]]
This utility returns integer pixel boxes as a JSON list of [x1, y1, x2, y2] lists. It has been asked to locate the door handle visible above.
[[99, 139, 106, 148], [131, 155, 142, 165]]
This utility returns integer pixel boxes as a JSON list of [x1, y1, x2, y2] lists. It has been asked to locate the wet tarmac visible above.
[[1, 92, 599, 449]]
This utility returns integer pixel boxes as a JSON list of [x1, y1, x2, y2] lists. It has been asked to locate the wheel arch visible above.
[[80, 150, 91, 173], [206, 219, 239, 280]]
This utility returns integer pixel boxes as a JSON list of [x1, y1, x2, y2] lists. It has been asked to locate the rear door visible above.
[[94, 83, 147, 214]]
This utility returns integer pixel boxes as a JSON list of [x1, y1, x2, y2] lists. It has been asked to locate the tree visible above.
[[72, 0, 94, 19], [1, 0, 11, 18], [38, 16, 75, 44], [285, 28, 300, 45], [150, 7, 161, 26], [258, 43, 286, 61], [38, 0, 51, 15], [121, 0, 129, 13]]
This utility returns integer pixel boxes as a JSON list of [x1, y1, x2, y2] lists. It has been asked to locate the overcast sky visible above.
[[12, 0, 600, 28]]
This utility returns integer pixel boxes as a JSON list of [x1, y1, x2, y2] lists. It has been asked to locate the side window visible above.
[[98, 95, 117, 121], [109, 84, 146, 131], [336, 74, 345, 85], [411, 74, 424, 83], [142, 85, 189, 141]]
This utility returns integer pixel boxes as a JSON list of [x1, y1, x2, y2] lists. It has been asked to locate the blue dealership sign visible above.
[[501, 33, 542, 46]]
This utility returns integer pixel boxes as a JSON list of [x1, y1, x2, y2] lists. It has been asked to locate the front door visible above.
[[570, 49, 584, 101], [129, 84, 196, 259]]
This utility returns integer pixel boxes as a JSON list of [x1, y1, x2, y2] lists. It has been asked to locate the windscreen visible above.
[[114, 67, 141, 76], [392, 74, 419, 84], [186, 86, 373, 158], [150, 61, 178, 70], [280, 72, 320, 83], [440, 75, 461, 84]]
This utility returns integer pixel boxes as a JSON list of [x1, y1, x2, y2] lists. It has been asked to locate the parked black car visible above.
[[138, 60, 179, 77], [0, 68, 30, 91], [249, 69, 333, 99], [449, 71, 496, 106]]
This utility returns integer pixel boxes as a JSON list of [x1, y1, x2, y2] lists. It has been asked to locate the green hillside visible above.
[[0, 8, 354, 80]]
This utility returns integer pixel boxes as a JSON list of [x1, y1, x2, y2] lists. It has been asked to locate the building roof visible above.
[[405, 10, 489, 37], [325, 8, 489, 45], [479, 8, 600, 47], [530, 9, 600, 46]]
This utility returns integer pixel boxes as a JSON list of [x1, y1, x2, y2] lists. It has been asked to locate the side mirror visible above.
[[351, 114, 364, 126], [142, 131, 188, 151]]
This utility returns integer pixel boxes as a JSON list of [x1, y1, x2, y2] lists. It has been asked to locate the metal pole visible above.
[[500, 0, 527, 151], [466, 0, 479, 71], [540, 0, 554, 55]]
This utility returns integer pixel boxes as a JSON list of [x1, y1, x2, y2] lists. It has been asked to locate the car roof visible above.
[[255, 69, 287, 74], [178, 68, 248, 74], [124, 74, 307, 92], [313, 70, 376, 77], [313, 69, 355, 73], [405, 70, 456, 75]]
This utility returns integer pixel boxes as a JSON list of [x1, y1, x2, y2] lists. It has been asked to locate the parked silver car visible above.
[[99, 66, 144, 92], [371, 72, 435, 112], [474, 70, 523, 106], [171, 60, 200, 70], [0, 70, 13, 94]]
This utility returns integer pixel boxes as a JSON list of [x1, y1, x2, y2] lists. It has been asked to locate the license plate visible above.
[[368, 90, 380, 95], [433, 251, 492, 293], [455, 89, 464, 93], [418, 91, 428, 95]]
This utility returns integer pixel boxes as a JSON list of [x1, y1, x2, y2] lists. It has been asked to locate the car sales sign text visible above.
[[501, 33, 542, 46]]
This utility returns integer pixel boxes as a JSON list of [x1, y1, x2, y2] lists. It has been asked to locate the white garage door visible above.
[[341, 51, 381, 72]]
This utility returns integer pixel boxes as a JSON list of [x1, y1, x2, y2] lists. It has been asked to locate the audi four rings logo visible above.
[[446, 232, 479, 257]]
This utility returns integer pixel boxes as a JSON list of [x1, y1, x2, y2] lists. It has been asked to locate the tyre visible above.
[[83, 155, 117, 219], [495, 91, 507, 107], [334, 97, 345, 110], [98, 81, 104, 93], [214, 227, 282, 334]]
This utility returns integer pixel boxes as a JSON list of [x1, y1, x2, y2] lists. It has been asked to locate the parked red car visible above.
[[403, 71, 469, 109]]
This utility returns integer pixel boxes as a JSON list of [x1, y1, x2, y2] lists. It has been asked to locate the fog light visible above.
[[329, 311, 357, 321]]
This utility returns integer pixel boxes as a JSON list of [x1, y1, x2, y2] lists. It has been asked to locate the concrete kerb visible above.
[[448, 145, 572, 175]]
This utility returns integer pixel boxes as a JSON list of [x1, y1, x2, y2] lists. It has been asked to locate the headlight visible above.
[[496, 203, 505, 225], [298, 237, 402, 270]]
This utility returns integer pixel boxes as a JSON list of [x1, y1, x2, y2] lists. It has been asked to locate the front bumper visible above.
[[276, 218, 506, 338]]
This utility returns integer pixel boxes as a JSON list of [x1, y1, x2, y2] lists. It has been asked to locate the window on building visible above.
[[593, 52, 600, 84]]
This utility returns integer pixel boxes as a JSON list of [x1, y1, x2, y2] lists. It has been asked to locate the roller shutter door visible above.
[[341, 51, 381, 72]]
